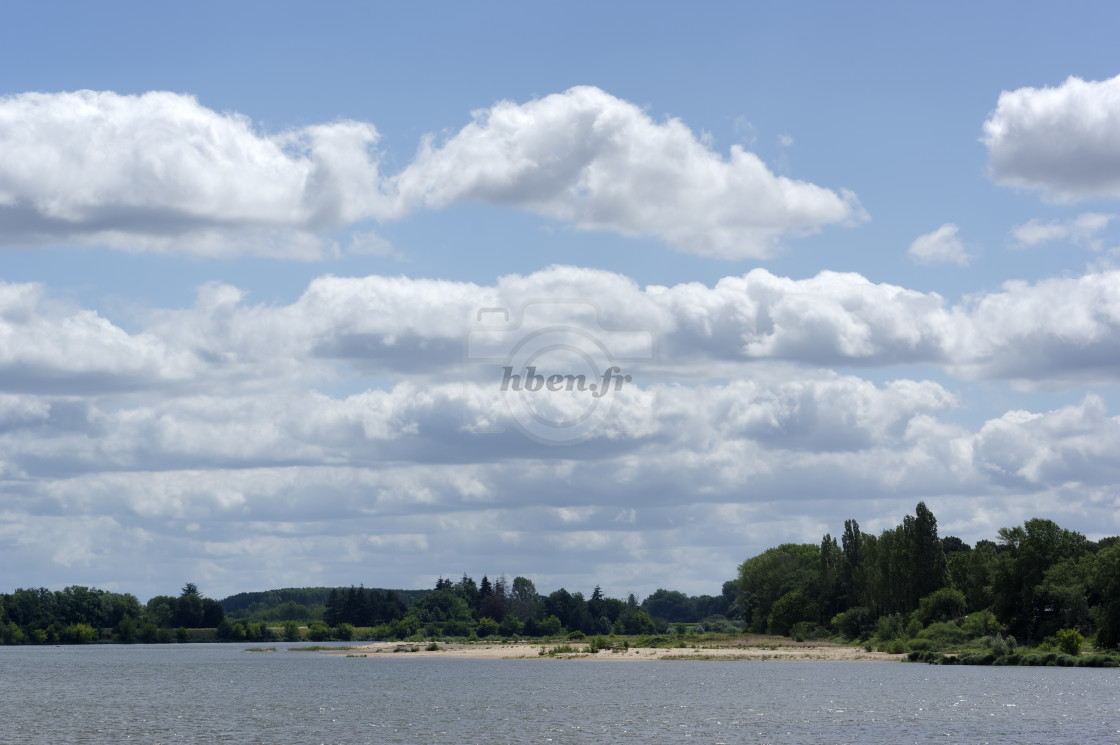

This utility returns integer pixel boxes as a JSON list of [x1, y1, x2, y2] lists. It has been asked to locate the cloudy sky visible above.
[[3, 2, 1120, 602]]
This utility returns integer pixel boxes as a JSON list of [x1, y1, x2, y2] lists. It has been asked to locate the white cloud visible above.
[[0, 90, 390, 257], [393, 87, 865, 259], [6, 266, 1120, 598], [983, 74, 1120, 201], [1011, 212, 1114, 250], [7, 266, 1120, 405], [908, 223, 971, 266], [0, 87, 864, 259]]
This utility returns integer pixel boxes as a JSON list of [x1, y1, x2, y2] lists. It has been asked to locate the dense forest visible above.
[[3, 503, 1119, 655], [737, 502, 1120, 655]]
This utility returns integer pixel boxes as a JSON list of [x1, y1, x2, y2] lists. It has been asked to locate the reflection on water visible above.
[[1, 644, 1119, 744]]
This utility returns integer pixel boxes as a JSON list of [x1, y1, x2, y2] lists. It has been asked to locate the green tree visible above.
[[912, 502, 948, 603], [509, 577, 539, 621], [914, 588, 967, 626], [990, 519, 1089, 641], [768, 590, 815, 636], [642, 589, 696, 623], [1091, 540, 1120, 648], [738, 543, 820, 631]]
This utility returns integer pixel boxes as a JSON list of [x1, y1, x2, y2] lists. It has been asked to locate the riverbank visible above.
[[336, 638, 903, 661]]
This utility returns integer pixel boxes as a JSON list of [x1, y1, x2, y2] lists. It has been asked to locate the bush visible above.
[[875, 614, 906, 643], [915, 588, 967, 626], [831, 607, 873, 640], [1056, 628, 1083, 656], [283, 621, 301, 642], [916, 621, 967, 647], [335, 623, 354, 641], [477, 617, 500, 637], [499, 615, 524, 637], [567, 630, 585, 640], [537, 615, 563, 637], [307, 622, 331, 642], [588, 635, 610, 653], [981, 634, 1010, 657], [790, 621, 820, 642], [961, 610, 1001, 639]]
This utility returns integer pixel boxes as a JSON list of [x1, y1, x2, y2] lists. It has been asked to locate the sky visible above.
[[3, 1, 1120, 603]]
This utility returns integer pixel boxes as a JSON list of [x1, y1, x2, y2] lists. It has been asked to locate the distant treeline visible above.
[[737, 502, 1120, 649], [220, 587, 429, 622], [5, 503, 1118, 649], [0, 583, 224, 644]]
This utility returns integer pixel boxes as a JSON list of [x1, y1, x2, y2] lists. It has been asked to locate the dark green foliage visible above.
[[642, 589, 696, 623], [915, 588, 967, 626], [613, 607, 655, 635], [768, 590, 815, 636], [737, 543, 820, 633]]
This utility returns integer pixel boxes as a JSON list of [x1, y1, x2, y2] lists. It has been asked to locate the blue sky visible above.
[[3, 1, 1120, 602]]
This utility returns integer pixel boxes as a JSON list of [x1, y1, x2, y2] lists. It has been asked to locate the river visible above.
[[1, 643, 1117, 743]]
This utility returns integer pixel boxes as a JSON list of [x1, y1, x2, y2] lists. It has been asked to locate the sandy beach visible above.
[[335, 639, 903, 662]]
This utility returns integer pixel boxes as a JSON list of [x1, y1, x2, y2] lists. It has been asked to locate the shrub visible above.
[[537, 615, 563, 637], [499, 615, 524, 637], [567, 630, 585, 640], [916, 621, 967, 647], [587, 635, 610, 653], [1056, 628, 1083, 656], [283, 621, 300, 642], [875, 614, 906, 643], [915, 588, 967, 626], [831, 607, 873, 640], [477, 617, 500, 637], [334, 623, 354, 641], [307, 622, 331, 641], [981, 635, 1009, 657], [790, 621, 819, 642], [962, 610, 1001, 639]]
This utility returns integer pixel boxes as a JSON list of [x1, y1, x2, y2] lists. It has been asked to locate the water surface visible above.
[[1, 644, 1117, 744]]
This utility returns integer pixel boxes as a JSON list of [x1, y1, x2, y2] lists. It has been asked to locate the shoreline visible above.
[[333, 640, 904, 662]]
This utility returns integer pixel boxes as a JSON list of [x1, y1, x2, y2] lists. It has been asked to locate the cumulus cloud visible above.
[[5, 367, 1120, 598], [393, 87, 864, 258], [6, 266, 1120, 597], [7, 266, 1120, 401], [0, 90, 390, 257], [1011, 212, 1114, 250], [0, 88, 863, 259], [983, 74, 1120, 201], [908, 223, 971, 266]]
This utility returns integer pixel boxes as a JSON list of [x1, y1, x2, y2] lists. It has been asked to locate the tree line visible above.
[[738, 502, 1120, 648], [6, 503, 1116, 648], [0, 583, 224, 644]]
